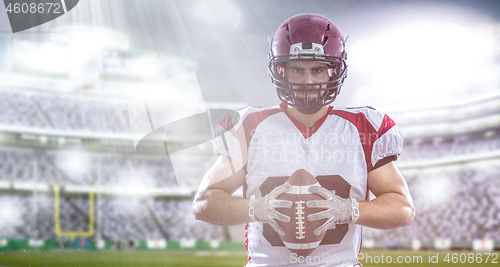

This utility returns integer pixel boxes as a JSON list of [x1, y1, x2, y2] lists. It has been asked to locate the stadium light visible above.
[[0, 198, 24, 233], [54, 150, 90, 181], [114, 169, 157, 197], [413, 174, 457, 209], [51, 25, 129, 51], [14, 41, 68, 75]]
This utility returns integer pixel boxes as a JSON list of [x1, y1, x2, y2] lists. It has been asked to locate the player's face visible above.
[[284, 61, 331, 100]]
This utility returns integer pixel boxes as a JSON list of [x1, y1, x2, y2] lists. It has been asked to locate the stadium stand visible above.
[[0, 88, 499, 248], [400, 135, 500, 161], [0, 194, 222, 242], [31, 93, 129, 132], [0, 91, 47, 128], [1, 131, 499, 243], [0, 148, 178, 187], [148, 199, 223, 241], [363, 167, 500, 241], [0, 90, 130, 132]]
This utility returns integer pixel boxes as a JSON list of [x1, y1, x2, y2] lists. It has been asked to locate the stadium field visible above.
[[0, 249, 497, 266]]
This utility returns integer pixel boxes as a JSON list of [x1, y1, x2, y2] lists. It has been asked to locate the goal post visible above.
[[54, 186, 95, 240]]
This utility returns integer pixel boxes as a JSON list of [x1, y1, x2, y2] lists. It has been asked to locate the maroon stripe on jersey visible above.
[[329, 110, 378, 171], [239, 108, 280, 262], [244, 223, 250, 262], [378, 114, 396, 136], [242, 108, 282, 149], [243, 180, 249, 260], [330, 110, 397, 171], [217, 107, 281, 173], [279, 102, 333, 139], [243, 182, 250, 261], [218, 111, 235, 131]]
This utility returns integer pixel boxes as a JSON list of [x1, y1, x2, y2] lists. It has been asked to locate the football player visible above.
[[193, 13, 414, 266]]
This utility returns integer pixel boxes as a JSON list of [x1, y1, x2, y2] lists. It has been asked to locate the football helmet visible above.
[[268, 14, 348, 114]]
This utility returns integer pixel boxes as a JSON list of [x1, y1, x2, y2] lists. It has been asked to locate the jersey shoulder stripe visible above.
[[218, 105, 281, 132], [241, 106, 282, 148], [218, 105, 282, 148], [330, 107, 398, 171], [331, 106, 398, 139], [334, 106, 386, 132]]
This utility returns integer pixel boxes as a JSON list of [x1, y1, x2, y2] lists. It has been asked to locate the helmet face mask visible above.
[[268, 14, 348, 114]]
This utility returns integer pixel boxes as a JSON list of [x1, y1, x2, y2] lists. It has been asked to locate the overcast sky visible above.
[[1, 0, 499, 109]]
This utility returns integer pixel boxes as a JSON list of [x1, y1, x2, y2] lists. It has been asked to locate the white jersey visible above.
[[212, 102, 403, 267]]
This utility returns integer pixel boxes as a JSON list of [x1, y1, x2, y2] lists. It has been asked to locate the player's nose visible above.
[[303, 71, 315, 84]]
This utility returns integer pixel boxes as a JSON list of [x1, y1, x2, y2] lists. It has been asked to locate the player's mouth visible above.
[[295, 92, 321, 100]]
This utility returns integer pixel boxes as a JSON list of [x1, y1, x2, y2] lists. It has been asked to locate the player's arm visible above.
[[192, 155, 251, 226], [356, 161, 415, 229], [193, 154, 293, 234], [307, 161, 414, 235]]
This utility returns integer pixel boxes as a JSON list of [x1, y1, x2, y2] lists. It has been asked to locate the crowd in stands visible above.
[[2, 167, 498, 242], [0, 90, 130, 133], [0, 148, 179, 187], [148, 199, 223, 241], [0, 91, 47, 128], [363, 167, 500, 241], [400, 135, 500, 161], [0, 89, 499, 243], [1, 137, 498, 242], [0, 195, 221, 242]]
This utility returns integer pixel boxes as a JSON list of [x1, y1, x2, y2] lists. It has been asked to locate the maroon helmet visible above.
[[268, 14, 347, 114]]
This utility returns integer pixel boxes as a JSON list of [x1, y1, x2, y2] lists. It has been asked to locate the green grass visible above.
[[0, 249, 249, 267], [0, 249, 497, 267]]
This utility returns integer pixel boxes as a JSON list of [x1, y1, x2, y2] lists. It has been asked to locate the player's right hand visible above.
[[249, 183, 293, 236]]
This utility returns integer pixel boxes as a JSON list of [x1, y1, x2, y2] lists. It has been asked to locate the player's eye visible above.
[[313, 67, 330, 74]]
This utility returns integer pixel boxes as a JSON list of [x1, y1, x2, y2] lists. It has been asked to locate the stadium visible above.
[[0, 0, 499, 266]]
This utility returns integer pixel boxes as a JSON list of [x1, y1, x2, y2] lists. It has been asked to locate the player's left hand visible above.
[[306, 185, 360, 236]]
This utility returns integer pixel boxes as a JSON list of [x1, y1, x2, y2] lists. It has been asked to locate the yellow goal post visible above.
[[54, 185, 95, 240]]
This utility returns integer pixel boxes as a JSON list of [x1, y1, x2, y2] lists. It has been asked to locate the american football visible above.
[[276, 169, 327, 257]]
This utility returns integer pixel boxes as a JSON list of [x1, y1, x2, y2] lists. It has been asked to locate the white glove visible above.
[[248, 183, 293, 236], [306, 185, 360, 236]]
